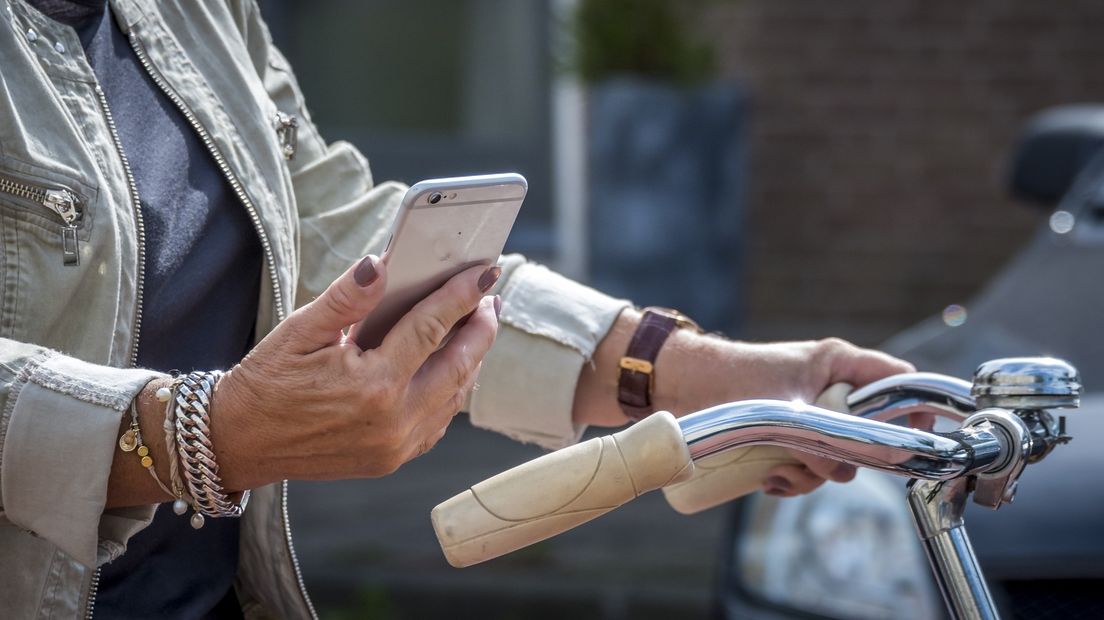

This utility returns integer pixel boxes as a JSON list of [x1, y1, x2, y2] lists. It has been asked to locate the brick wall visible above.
[[697, 0, 1104, 345]]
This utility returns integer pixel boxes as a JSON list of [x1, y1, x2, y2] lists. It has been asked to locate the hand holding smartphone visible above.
[[351, 173, 526, 350]]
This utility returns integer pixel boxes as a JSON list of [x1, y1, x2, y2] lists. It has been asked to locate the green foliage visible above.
[[570, 0, 719, 85]]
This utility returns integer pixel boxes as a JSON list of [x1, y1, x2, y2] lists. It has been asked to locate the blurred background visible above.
[[255, 0, 1104, 618]]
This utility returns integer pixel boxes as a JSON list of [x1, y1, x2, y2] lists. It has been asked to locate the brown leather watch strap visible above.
[[618, 307, 700, 422]]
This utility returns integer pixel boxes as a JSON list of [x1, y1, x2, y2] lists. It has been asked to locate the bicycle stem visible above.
[[909, 477, 1000, 620]]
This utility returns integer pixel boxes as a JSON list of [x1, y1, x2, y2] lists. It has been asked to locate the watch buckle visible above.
[[619, 356, 654, 375], [620, 356, 655, 393]]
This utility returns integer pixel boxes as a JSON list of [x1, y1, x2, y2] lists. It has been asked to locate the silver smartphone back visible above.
[[351, 173, 526, 350]]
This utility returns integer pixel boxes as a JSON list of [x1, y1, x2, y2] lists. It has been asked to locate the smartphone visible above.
[[351, 173, 527, 350]]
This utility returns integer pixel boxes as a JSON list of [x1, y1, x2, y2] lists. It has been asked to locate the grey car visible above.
[[716, 105, 1104, 620]]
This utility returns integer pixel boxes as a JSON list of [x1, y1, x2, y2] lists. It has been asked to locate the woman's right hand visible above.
[[211, 255, 501, 491]]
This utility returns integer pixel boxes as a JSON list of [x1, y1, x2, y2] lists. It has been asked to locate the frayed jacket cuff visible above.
[[1, 352, 162, 568], [468, 258, 630, 450]]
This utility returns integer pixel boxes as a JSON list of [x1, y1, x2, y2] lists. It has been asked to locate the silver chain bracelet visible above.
[[173, 370, 250, 528]]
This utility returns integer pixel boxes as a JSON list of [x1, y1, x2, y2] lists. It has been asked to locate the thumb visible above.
[[287, 255, 387, 353]]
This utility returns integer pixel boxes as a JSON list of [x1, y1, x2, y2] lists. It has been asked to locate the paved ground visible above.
[[288, 416, 730, 619]]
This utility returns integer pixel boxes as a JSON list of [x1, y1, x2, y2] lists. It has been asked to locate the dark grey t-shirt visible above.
[[28, 1, 263, 617]]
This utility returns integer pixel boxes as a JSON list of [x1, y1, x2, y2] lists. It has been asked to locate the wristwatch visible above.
[[618, 307, 702, 421]]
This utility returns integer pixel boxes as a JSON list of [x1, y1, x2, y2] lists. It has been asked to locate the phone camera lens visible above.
[[429, 192, 443, 205]]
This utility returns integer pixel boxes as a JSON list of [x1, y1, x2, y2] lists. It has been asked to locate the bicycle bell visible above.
[[971, 357, 1081, 410]]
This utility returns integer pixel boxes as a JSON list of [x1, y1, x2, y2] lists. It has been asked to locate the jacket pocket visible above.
[[0, 159, 99, 343], [0, 172, 85, 266]]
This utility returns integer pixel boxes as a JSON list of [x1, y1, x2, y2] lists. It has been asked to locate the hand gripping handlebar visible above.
[[432, 381, 1003, 567], [663, 373, 978, 513]]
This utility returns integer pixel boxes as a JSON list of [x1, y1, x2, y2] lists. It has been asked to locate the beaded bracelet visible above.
[[154, 376, 198, 523], [118, 399, 176, 499], [166, 370, 250, 528]]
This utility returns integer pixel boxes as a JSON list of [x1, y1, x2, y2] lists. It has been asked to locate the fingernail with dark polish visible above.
[[764, 476, 791, 492], [493, 295, 502, 319], [478, 266, 502, 293], [832, 462, 855, 481], [764, 487, 788, 497], [354, 255, 379, 287]]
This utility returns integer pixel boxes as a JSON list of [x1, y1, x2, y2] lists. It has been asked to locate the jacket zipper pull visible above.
[[273, 111, 298, 161], [44, 189, 81, 266]]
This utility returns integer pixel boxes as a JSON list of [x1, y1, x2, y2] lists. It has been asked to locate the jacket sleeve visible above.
[[0, 340, 164, 568], [232, 1, 632, 450]]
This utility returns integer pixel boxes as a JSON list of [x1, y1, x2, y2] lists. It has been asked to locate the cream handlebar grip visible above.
[[432, 411, 693, 567], [661, 383, 853, 515]]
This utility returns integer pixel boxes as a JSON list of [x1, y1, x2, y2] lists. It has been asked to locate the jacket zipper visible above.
[[0, 175, 83, 265], [84, 568, 101, 620], [82, 84, 148, 619], [127, 32, 317, 620], [126, 33, 287, 326]]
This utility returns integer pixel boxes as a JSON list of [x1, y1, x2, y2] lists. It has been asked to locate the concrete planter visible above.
[[587, 78, 747, 333]]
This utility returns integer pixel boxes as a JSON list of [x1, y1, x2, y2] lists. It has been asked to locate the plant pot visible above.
[[587, 78, 747, 333]]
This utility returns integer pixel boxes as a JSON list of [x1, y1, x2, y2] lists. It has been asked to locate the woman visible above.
[[0, 0, 911, 617]]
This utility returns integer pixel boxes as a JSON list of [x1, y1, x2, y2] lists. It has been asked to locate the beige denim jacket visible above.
[[0, 1, 628, 617]]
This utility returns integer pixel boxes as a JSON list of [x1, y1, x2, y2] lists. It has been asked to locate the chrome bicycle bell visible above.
[[971, 357, 1081, 410]]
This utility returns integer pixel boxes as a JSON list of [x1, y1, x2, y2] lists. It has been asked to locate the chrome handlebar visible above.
[[677, 400, 1004, 481], [679, 357, 1078, 509], [847, 372, 976, 422]]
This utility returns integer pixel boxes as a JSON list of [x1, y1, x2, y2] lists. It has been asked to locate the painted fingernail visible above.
[[764, 476, 791, 492], [832, 462, 856, 481], [493, 295, 502, 319], [478, 266, 502, 293], [764, 487, 788, 497], [354, 255, 379, 287]]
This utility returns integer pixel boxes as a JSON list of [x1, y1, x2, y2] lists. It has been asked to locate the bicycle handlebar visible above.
[[431, 396, 1003, 567], [847, 372, 975, 421], [677, 399, 1003, 477], [663, 374, 978, 513]]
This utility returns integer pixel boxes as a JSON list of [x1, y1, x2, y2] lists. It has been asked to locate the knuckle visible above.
[[322, 282, 359, 318], [416, 437, 435, 458], [811, 337, 851, 367], [447, 390, 467, 414], [450, 355, 477, 391], [364, 380, 401, 410], [339, 347, 364, 375], [818, 337, 850, 353], [414, 312, 451, 350], [421, 430, 447, 457]]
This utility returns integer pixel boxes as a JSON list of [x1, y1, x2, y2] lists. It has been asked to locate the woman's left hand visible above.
[[665, 337, 918, 496], [574, 310, 917, 498]]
